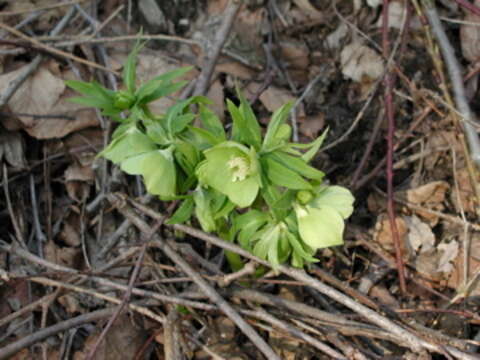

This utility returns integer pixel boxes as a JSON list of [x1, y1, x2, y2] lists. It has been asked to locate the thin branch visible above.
[[423, 0, 480, 165], [0, 308, 114, 360], [193, 1, 242, 96]]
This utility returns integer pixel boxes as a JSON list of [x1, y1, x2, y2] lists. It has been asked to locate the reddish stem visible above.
[[382, 0, 407, 294]]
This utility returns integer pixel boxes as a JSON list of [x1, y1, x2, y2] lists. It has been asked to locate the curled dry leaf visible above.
[[405, 181, 449, 225], [0, 65, 98, 139], [450, 167, 477, 214], [448, 232, 480, 296], [405, 215, 435, 255], [461, 0, 480, 62], [340, 41, 384, 82], [373, 213, 409, 258], [376, 1, 421, 30], [0, 130, 26, 168]]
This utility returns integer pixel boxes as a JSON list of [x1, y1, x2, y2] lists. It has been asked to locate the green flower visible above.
[[196, 141, 262, 207], [114, 90, 136, 110], [295, 186, 354, 250]]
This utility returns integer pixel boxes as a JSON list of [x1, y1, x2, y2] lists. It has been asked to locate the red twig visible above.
[[382, 0, 407, 294], [453, 0, 480, 17]]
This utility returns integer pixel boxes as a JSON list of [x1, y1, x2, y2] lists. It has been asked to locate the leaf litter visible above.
[[1, 0, 480, 359]]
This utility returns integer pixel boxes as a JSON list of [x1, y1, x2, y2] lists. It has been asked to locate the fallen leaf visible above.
[[376, 1, 421, 30], [292, 0, 324, 20], [325, 23, 349, 49], [448, 232, 480, 296], [450, 167, 477, 214], [405, 215, 435, 255], [0, 65, 99, 139], [437, 240, 459, 274], [373, 213, 409, 258], [405, 181, 449, 225], [279, 40, 310, 69], [299, 113, 325, 139], [340, 41, 384, 82], [0, 130, 26, 168]]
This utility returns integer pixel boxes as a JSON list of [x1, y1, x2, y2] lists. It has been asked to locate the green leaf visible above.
[[187, 126, 223, 147], [136, 67, 193, 103], [252, 223, 281, 268], [234, 210, 269, 249], [123, 39, 144, 93], [295, 204, 345, 250], [142, 148, 177, 197], [199, 104, 226, 141], [262, 102, 293, 151], [99, 126, 157, 164], [68, 96, 113, 109], [166, 197, 194, 225], [174, 140, 200, 175], [237, 88, 262, 149], [302, 128, 328, 162], [165, 96, 209, 135], [262, 155, 312, 190], [284, 231, 318, 264], [193, 187, 216, 232], [66, 80, 114, 100], [227, 98, 261, 150], [269, 151, 324, 181], [145, 121, 169, 145], [310, 185, 355, 219]]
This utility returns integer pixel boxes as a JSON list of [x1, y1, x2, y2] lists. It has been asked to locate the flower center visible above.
[[227, 156, 250, 182]]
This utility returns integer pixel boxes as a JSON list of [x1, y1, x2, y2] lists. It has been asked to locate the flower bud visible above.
[[114, 91, 136, 109], [297, 190, 313, 204]]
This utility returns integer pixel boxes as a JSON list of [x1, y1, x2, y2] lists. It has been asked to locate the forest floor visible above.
[[1, 0, 480, 359]]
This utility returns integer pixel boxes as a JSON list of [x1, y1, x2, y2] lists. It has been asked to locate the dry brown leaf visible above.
[[376, 1, 421, 30], [44, 240, 81, 269], [0, 65, 98, 139], [292, 0, 324, 20], [448, 232, 480, 296], [0, 131, 26, 168], [373, 213, 409, 258], [246, 83, 303, 115], [451, 167, 477, 214], [405, 181, 449, 225], [58, 293, 84, 314], [216, 61, 256, 79], [341, 41, 384, 82], [79, 315, 148, 360], [437, 241, 459, 273], [299, 113, 325, 139], [461, 0, 480, 62], [279, 40, 310, 69], [59, 222, 81, 247], [405, 215, 435, 255]]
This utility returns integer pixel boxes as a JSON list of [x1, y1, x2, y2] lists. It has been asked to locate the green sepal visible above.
[[261, 155, 312, 190], [166, 197, 194, 225]]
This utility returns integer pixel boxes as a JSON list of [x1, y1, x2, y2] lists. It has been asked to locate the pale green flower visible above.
[[295, 185, 354, 250], [196, 141, 262, 207]]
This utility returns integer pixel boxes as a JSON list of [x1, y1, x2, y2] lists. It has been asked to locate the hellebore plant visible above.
[[66, 43, 354, 269]]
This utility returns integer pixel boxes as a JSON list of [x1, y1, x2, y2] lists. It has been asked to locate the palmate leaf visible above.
[[262, 102, 293, 151], [295, 204, 345, 250], [166, 197, 194, 225], [261, 155, 312, 190], [99, 126, 157, 164], [310, 185, 354, 219], [193, 187, 216, 232], [123, 38, 145, 93], [269, 151, 324, 181], [136, 67, 193, 104], [227, 96, 261, 150], [199, 104, 226, 141], [120, 148, 177, 197]]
